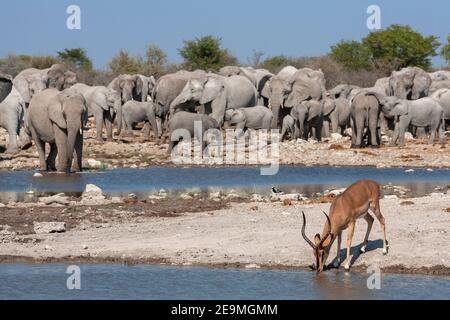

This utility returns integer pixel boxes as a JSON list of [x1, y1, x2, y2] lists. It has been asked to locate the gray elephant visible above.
[[170, 74, 257, 126], [0, 87, 26, 153], [219, 66, 273, 106], [152, 70, 207, 125], [373, 77, 391, 96], [13, 64, 77, 105], [330, 84, 361, 99], [429, 71, 450, 94], [280, 114, 296, 142], [291, 100, 324, 141], [225, 106, 273, 133], [0, 73, 13, 103], [108, 74, 155, 104], [350, 92, 381, 148], [380, 96, 445, 147], [120, 100, 162, 140], [71, 83, 121, 141], [168, 111, 220, 153], [322, 94, 351, 136], [26, 88, 88, 173], [431, 89, 450, 123], [389, 67, 431, 100]]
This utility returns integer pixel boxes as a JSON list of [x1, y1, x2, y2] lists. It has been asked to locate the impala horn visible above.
[[301, 211, 316, 249], [319, 212, 332, 247]]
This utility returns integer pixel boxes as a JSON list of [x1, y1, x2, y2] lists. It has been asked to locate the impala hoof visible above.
[[344, 264, 350, 271], [382, 248, 388, 255], [360, 246, 366, 254]]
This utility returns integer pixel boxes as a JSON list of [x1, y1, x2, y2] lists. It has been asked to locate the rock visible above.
[[39, 193, 70, 206], [278, 193, 302, 201], [82, 244, 88, 250], [430, 192, 444, 197], [281, 211, 291, 215], [83, 184, 103, 197], [405, 169, 415, 173], [0, 203, 5, 208], [282, 199, 292, 206], [33, 222, 66, 234], [245, 264, 260, 269], [209, 191, 221, 199], [404, 132, 414, 140], [384, 195, 398, 199], [84, 158, 103, 169], [33, 172, 43, 178], [250, 194, 264, 202], [81, 184, 106, 205], [328, 188, 346, 196], [225, 192, 241, 200], [179, 193, 193, 200], [426, 168, 434, 172], [0, 225, 15, 235], [330, 133, 343, 141], [44, 245, 52, 251], [127, 193, 138, 200]]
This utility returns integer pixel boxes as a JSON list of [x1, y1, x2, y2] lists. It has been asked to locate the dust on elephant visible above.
[[13, 64, 77, 105], [0, 73, 13, 103], [71, 83, 121, 141], [381, 96, 445, 147], [350, 92, 381, 148], [120, 100, 162, 140], [26, 88, 88, 173], [389, 67, 431, 100], [170, 74, 257, 126], [0, 87, 26, 153], [167, 111, 220, 154], [225, 106, 273, 133], [291, 100, 324, 141]]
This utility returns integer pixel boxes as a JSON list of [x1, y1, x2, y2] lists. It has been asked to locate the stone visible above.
[[82, 244, 88, 250], [328, 188, 346, 196], [405, 169, 415, 173], [250, 194, 264, 202], [33, 172, 43, 178], [33, 222, 66, 234], [245, 264, 260, 269], [0, 203, 5, 208], [278, 193, 302, 201], [404, 132, 414, 140], [179, 193, 193, 200], [330, 133, 343, 141], [84, 158, 103, 169], [209, 191, 221, 199], [384, 195, 398, 199], [39, 193, 70, 206], [83, 184, 104, 197]]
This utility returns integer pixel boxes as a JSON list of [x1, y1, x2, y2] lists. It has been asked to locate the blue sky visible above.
[[1, 0, 448, 69]]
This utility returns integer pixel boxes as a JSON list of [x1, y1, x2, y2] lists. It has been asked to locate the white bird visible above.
[[271, 186, 284, 194]]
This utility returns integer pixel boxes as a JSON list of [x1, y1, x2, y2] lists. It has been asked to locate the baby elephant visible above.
[[281, 114, 297, 141], [120, 101, 162, 140], [168, 111, 220, 154], [225, 106, 273, 133], [381, 96, 445, 147]]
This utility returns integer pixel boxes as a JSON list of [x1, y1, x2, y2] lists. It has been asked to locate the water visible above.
[[0, 264, 448, 300], [0, 166, 449, 202]]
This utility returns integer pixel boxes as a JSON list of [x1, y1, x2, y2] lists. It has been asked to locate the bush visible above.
[[57, 48, 93, 71], [441, 34, 450, 66], [108, 50, 141, 75]]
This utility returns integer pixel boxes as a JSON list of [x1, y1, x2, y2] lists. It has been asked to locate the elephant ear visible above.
[[391, 101, 408, 116], [49, 95, 67, 129], [323, 98, 335, 116], [259, 75, 272, 99], [12, 76, 31, 104], [108, 77, 122, 93], [200, 80, 224, 105], [307, 101, 322, 121], [135, 76, 144, 96], [284, 91, 297, 108]]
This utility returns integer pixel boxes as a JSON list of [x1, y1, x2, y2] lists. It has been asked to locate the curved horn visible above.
[[301, 211, 316, 249], [319, 211, 332, 247]]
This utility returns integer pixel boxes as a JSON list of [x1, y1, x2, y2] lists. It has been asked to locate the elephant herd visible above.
[[0, 63, 449, 173]]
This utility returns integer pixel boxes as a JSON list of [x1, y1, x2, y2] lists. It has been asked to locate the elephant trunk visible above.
[[297, 113, 306, 139], [270, 104, 281, 129], [116, 103, 123, 135], [66, 120, 82, 173], [149, 114, 161, 139]]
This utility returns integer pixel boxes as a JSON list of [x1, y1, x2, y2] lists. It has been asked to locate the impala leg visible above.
[[372, 203, 388, 255], [360, 213, 374, 253], [344, 221, 355, 271], [333, 232, 342, 268]]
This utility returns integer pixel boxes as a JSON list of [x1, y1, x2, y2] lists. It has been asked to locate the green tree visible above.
[[330, 40, 372, 71], [141, 44, 168, 77], [57, 48, 93, 70], [441, 34, 450, 65], [179, 35, 237, 71], [108, 50, 141, 75], [259, 55, 291, 72], [362, 24, 440, 70]]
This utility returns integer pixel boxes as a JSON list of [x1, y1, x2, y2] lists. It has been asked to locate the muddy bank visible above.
[[1, 123, 449, 170], [1, 193, 449, 275]]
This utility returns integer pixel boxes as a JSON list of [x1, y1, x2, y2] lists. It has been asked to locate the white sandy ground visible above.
[[1, 194, 449, 273]]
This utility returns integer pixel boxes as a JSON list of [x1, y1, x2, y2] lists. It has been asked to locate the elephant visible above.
[[389, 67, 432, 100], [219, 66, 273, 106], [291, 100, 324, 141], [26, 88, 88, 173], [13, 64, 77, 105], [0, 73, 13, 103], [224, 106, 273, 134], [429, 78, 450, 95], [170, 74, 257, 126], [167, 111, 220, 154], [152, 70, 207, 126], [429, 70, 450, 82], [120, 100, 162, 140], [431, 89, 450, 122], [70, 83, 121, 141], [350, 91, 381, 148], [108, 74, 156, 104], [280, 114, 296, 141], [322, 94, 351, 136], [373, 77, 391, 96], [0, 87, 27, 153], [330, 84, 360, 99], [380, 96, 445, 147]]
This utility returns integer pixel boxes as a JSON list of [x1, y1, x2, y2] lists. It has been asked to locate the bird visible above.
[[271, 186, 284, 195]]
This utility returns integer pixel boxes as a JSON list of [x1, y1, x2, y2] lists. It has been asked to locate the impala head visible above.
[[301, 211, 332, 273]]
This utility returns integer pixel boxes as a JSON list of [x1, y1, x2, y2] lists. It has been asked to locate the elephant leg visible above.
[[331, 115, 339, 134], [47, 143, 57, 171], [104, 110, 113, 142], [30, 127, 47, 171], [353, 117, 365, 148], [95, 114, 104, 142], [390, 124, 399, 146], [323, 120, 330, 138], [350, 118, 357, 146], [72, 132, 83, 172], [5, 125, 18, 154], [142, 122, 151, 135], [397, 125, 406, 147], [369, 116, 379, 147]]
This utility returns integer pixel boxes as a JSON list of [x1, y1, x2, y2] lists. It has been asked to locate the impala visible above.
[[302, 179, 388, 272]]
